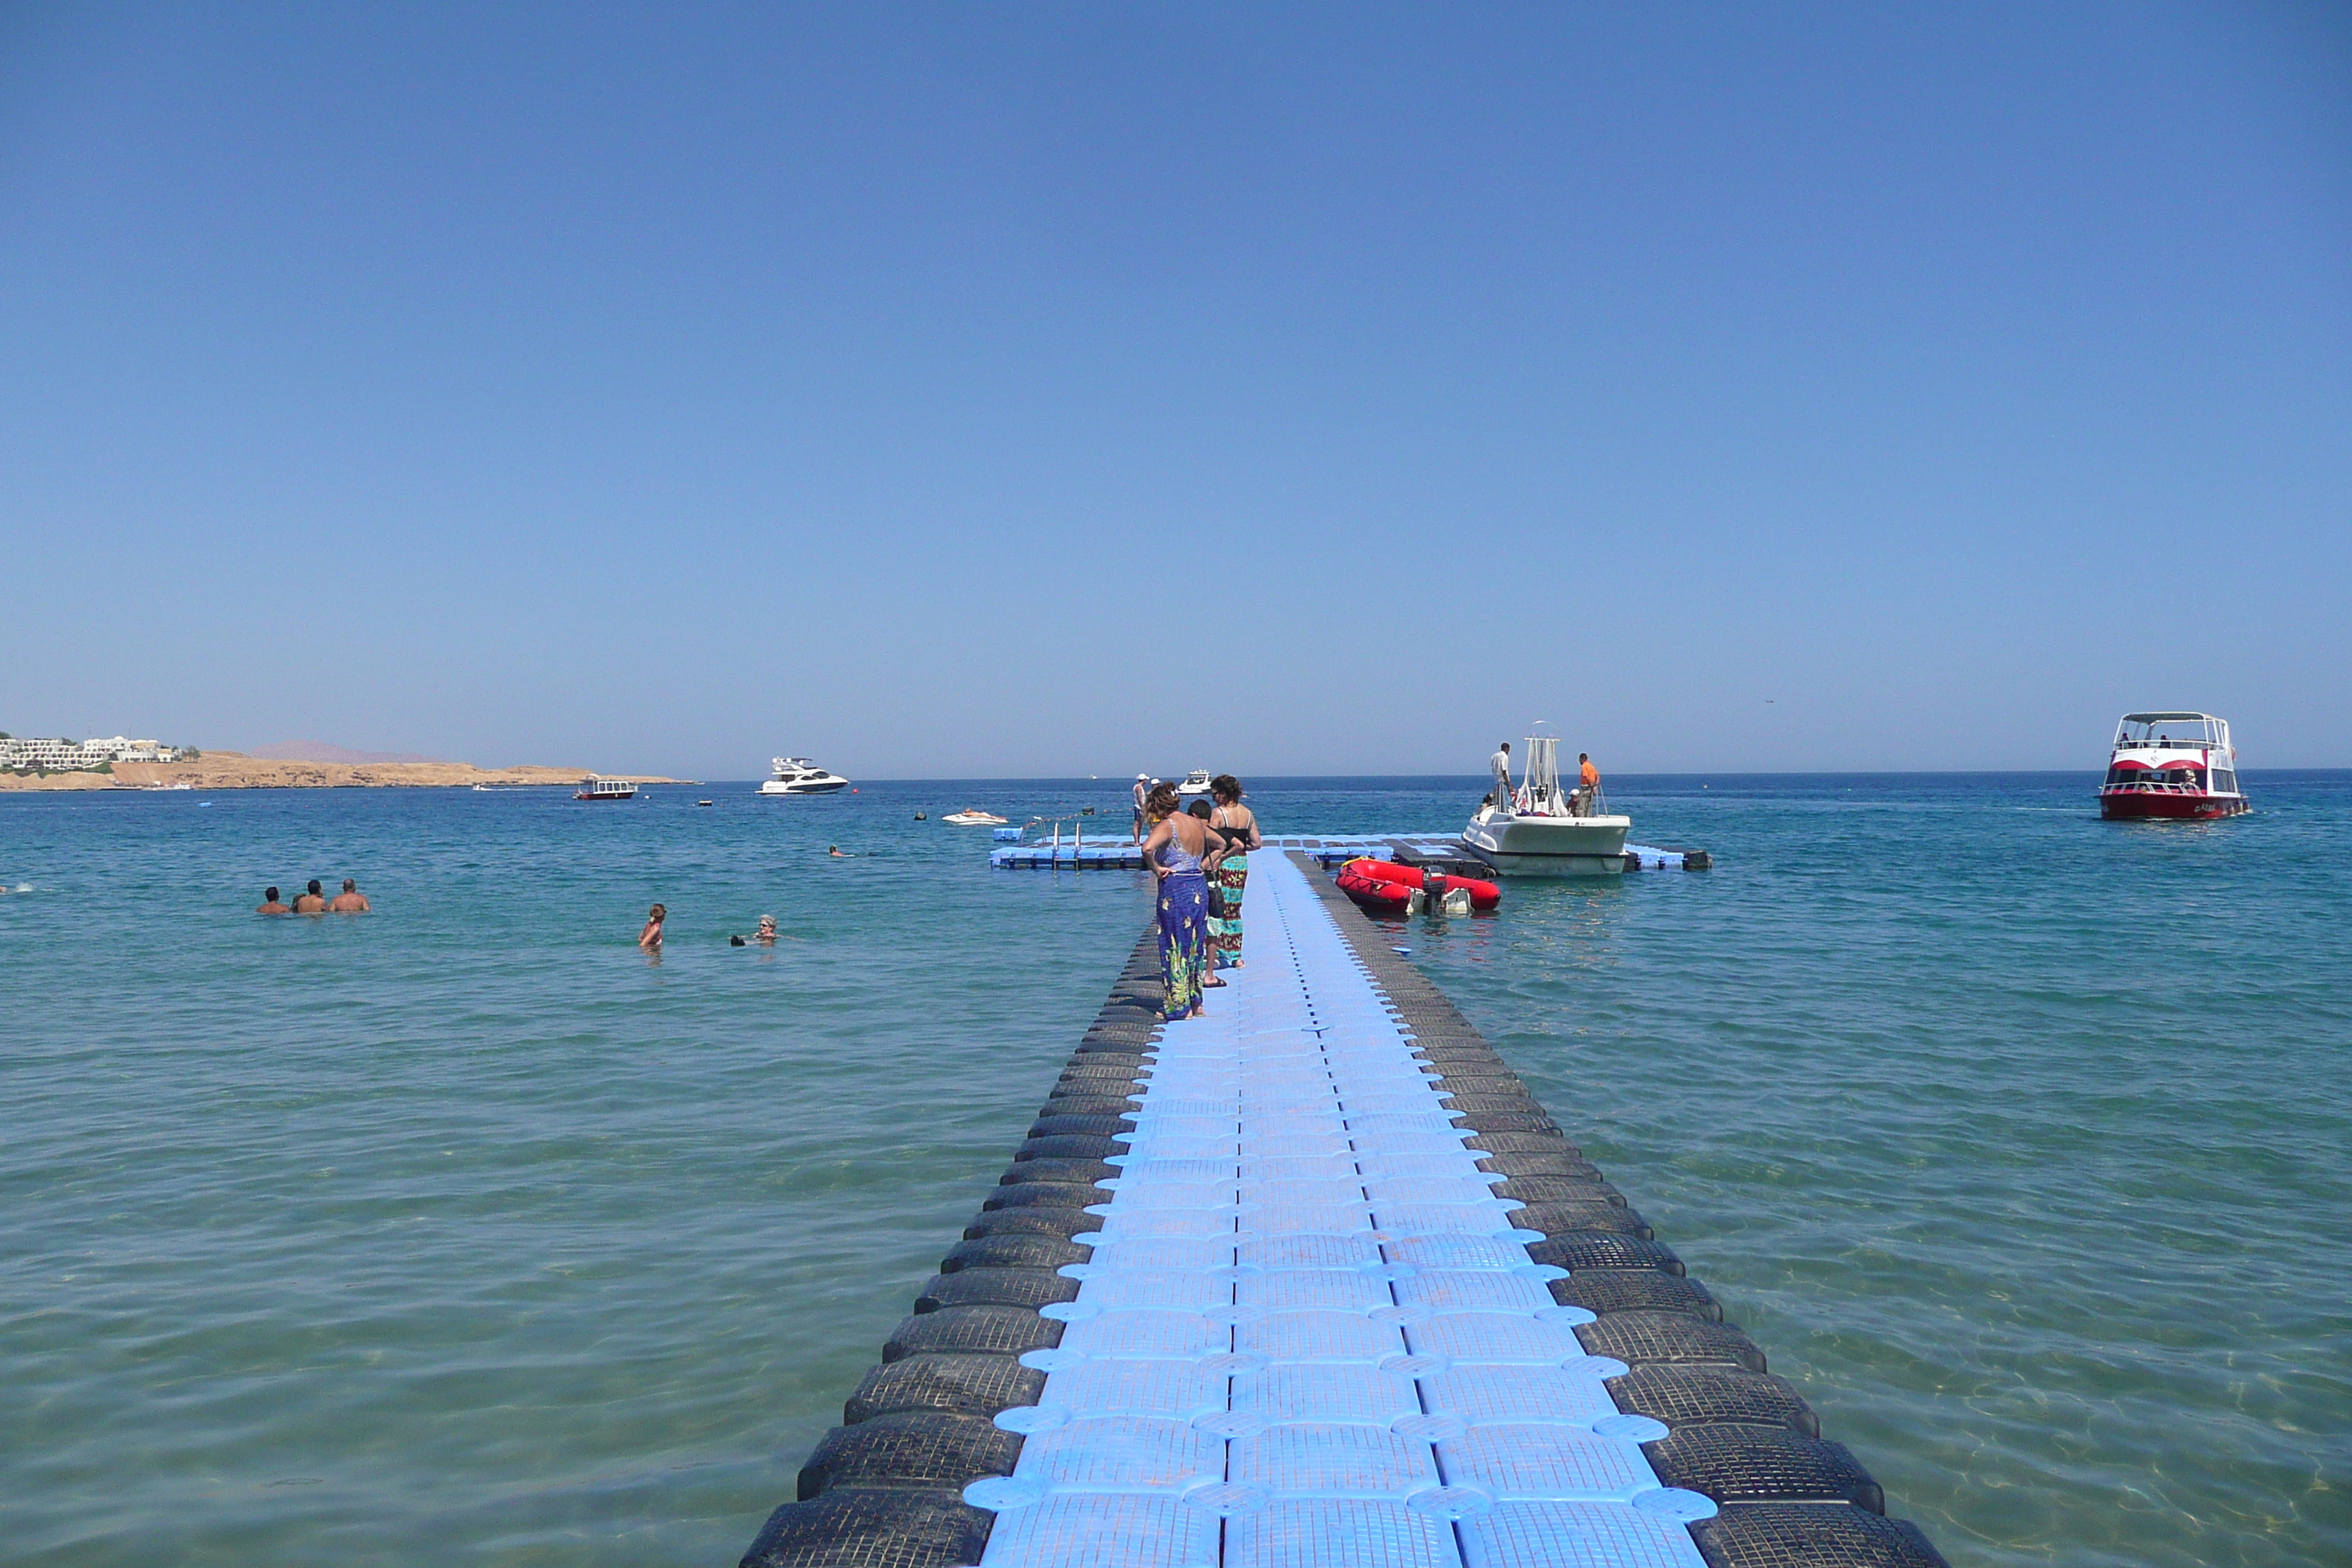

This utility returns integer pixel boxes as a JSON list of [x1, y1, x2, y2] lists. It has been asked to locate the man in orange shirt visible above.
[[1575, 753, 1600, 815]]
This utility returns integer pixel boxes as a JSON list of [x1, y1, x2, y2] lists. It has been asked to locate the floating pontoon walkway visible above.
[[743, 852, 1940, 1568], [992, 834, 1710, 872]]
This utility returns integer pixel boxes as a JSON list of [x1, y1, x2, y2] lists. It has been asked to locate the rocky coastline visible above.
[[0, 751, 685, 791]]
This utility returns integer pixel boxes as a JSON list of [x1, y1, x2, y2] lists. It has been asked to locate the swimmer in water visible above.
[[257, 886, 291, 914], [731, 914, 780, 947], [639, 902, 666, 951], [328, 878, 370, 913], [829, 845, 851, 858], [293, 879, 328, 913]]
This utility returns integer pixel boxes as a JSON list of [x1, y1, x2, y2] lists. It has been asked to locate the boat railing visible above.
[[1514, 782, 1610, 817], [2113, 735, 2225, 750], [2102, 778, 2217, 794]]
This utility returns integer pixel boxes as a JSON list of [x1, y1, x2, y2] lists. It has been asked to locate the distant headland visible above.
[[0, 736, 682, 791]]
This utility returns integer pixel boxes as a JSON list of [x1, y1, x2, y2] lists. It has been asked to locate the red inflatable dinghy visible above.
[[1335, 859, 1414, 912], [1334, 857, 1501, 912]]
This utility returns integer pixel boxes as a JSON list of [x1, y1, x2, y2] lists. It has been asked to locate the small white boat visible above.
[[758, 757, 851, 795], [1178, 769, 1213, 794], [576, 776, 637, 802], [1460, 734, 1629, 875], [942, 808, 1010, 826]]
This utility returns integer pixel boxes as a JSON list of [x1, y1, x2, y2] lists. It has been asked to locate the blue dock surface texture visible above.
[[992, 834, 1705, 872], [744, 852, 1941, 1568]]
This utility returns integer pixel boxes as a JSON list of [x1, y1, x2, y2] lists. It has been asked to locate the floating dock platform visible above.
[[992, 834, 1710, 872], [742, 850, 1938, 1568]]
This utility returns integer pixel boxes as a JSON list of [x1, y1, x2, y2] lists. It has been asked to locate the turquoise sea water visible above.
[[2, 774, 2346, 1567]]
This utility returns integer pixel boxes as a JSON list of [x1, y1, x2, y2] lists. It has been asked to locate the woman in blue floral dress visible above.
[[1139, 782, 1226, 1019]]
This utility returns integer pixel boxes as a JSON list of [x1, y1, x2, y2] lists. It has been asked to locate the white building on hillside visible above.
[[0, 735, 184, 771]]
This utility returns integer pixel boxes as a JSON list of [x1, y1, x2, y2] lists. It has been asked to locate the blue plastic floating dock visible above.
[[742, 852, 1941, 1568], [992, 834, 1708, 872], [964, 853, 1714, 1564]]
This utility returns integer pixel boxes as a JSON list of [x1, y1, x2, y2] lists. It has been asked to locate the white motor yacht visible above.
[[758, 757, 851, 795], [1460, 734, 1630, 875], [1178, 769, 1213, 794]]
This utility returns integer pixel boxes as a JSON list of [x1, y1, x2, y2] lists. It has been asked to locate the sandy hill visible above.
[[0, 750, 683, 791]]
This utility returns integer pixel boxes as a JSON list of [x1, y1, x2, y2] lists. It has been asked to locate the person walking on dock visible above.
[[1140, 782, 1225, 1020], [1574, 752, 1600, 816], [1207, 774, 1259, 970], [1489, 741, 1514, 812], [1131, 773, 1150, 843]]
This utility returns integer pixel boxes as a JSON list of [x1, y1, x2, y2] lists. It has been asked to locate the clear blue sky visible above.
[[5, 4, 2346, 777]]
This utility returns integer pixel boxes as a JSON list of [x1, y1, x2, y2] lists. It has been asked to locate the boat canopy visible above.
[[1516, 735, 1572, 818], [2120, 712, 2219, 724]]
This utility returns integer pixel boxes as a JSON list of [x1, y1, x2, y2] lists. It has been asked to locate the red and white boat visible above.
[[2099, 713, 2249, 820]]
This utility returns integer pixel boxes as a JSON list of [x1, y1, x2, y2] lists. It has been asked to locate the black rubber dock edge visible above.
[[1290, 853, 1950, 1568], [738, 932, 1164, 1568]]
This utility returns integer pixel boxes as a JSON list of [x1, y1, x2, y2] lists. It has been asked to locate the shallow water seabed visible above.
[[1, 772, 2347, 1567]]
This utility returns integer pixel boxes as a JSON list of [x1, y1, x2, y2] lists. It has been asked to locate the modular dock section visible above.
[[743, 851, 1940, 1568], [992, 834, 1710, 872]]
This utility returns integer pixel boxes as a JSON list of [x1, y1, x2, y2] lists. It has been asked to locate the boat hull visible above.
[[1334, 865, 1413, 913], [1460, 811, 1630, 876], [2099, 791, 2248, 820], [758, 780, 848, 794]]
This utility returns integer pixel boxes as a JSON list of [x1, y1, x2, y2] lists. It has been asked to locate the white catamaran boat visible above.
[[1460, 734, 1630, 875], [758, 757, 851, 795]]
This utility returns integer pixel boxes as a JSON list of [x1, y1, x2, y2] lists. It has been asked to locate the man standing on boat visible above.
[[1574, 752, 1600, 816], [1489, 742, 1513, 813]]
